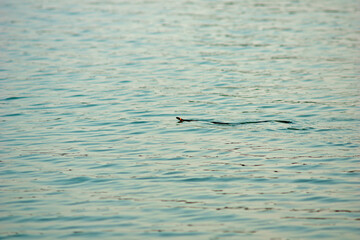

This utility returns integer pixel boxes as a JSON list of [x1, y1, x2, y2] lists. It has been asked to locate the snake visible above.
[[176, 117, 292, 125]]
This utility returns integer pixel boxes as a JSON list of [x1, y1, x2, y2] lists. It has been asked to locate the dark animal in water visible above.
[[176, 117, 292, 125]]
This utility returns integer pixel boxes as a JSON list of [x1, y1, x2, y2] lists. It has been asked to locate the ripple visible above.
[[1, 0, 359, 239]]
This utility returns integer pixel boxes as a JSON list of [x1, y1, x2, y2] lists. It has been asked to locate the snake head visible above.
[[176, 117, 184, 122]]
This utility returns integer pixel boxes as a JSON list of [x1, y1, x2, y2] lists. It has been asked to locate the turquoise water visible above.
[[1, 0, 359, 239]]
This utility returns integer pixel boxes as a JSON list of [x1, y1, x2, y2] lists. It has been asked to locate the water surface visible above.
[[1, 0, 360, 239]]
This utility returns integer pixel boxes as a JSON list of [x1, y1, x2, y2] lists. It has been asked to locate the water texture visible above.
[[1, 0, 359, 239]]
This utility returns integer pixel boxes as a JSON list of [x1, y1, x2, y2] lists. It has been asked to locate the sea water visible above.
[[1, 0, 359, 239]]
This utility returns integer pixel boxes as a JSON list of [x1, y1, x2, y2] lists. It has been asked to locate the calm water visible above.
[[1, 0, 360, 239]]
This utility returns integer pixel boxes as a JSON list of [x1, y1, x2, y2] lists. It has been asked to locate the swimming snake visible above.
[[176, 117, 292, 125]]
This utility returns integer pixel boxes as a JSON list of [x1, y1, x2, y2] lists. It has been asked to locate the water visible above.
[[1, 0, 359, 239]]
